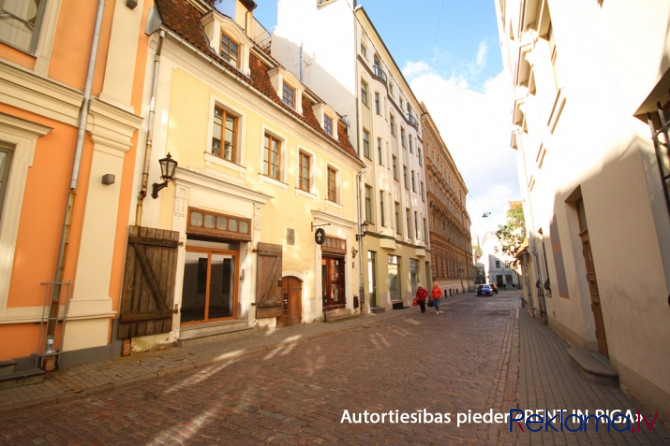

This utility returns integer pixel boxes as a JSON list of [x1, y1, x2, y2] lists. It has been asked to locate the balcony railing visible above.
[[373, 65, 387, 84], [407, 113, 418, 128]]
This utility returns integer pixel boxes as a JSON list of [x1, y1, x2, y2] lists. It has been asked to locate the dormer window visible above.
[[324, 115, 333, 136], [269, 67, 303, 113], [202, 11, 251, 76], [312, 103, 339, 141], [282, 82, 296, 109], [220, 32, 240, 67]]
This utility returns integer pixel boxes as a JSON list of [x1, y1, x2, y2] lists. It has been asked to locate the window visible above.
[[324, 114, 333, 136], [377, 138, 383, 165], [375, 92, 381, 115], [379, 191, 386, 227], [327, 166, 338, 202], [406, 208, 412, 239], [395, 202, 402, 235], [411, 170, 416, 192], [298, 151, 311, 192], [220, 32, 240, 67], [362, 129, 370, 159], [0, 0, 46, 54], [418, 147, 423, 166], [392, 155, 399, 181], [361, 80, 369, 106], [360, 42, 367, 59], [365, 184, 373, 223], [0, 145, 12, 221], [282, 82, 296, 109], [403, 165, 409, 190], [212, 106, 238, 162], [409, 135, 414, 153], [401, 128, 406, 149], [414, 211, 419, 239], [263, 133, 281, 180], [390, 114, 396, 136]]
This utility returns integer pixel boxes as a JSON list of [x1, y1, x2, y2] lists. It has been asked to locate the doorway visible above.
[[322, 257, 345, 308], [279, 276, 302, 327], [181, 244, 238, 324], [577, 199, 609, 357]]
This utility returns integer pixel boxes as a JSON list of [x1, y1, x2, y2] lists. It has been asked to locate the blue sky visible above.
[[255, 1, 519, 237]]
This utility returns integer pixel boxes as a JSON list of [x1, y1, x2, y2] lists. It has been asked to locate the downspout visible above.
[[356, 167, 368, 314], [46, 0, 105, 363], [135, 28, 165, 226]]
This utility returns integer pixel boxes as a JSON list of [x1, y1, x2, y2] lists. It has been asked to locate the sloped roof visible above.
[[154, 0, 360, 163]]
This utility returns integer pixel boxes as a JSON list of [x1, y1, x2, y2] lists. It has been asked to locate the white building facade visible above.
[[496, 0, 670, 421], [272, 0, 431, 312]]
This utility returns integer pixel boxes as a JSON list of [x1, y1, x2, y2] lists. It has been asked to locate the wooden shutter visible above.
[[118, 226, 179, 339], [256, 242, 282, 318]]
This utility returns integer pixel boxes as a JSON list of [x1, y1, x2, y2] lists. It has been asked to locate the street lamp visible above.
[[151, 153, 178, 198], [356, 221, 369, 241]]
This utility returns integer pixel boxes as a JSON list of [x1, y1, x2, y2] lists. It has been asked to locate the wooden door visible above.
[[579, 228, 609, 358], [118, 226, 178, 339], [279, 276, 302, 327]]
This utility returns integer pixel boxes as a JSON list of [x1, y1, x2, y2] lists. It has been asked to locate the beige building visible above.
[[422, 104, 473, 295], [272, 0, 431, 312], [496, 0, 670, 421], [117, 0, 364, 353]]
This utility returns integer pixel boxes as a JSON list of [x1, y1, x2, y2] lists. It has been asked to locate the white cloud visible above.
[[404, 62, 521, 236]]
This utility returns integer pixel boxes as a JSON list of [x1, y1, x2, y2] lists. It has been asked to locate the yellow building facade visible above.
[[125, 0, 364, 351]]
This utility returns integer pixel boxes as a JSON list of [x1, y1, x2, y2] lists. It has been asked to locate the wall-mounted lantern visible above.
[[356, 221, 369, 241], [151, 153, 178, 198]]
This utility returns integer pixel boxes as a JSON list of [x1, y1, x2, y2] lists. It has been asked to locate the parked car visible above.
[[477, 284, 493, 297], [489, 283, 499, 294]]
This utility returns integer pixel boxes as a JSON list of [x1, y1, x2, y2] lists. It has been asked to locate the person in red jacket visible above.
[[431, 281, 443, 314], [415, 286, 428, 313]]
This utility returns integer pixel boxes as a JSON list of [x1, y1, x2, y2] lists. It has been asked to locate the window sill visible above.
[[259, 175, 288, 191], [205, 152, 246, 175], [296, 188, 317, 202]]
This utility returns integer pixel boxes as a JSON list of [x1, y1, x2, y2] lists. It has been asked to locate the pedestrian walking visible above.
[[415, 286, 428, 313], [431, 281, 442, 314]]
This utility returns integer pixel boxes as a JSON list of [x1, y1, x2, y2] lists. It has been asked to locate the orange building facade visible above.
[[0, 0, 148, 369]]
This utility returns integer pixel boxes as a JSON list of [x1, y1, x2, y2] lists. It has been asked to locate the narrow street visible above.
[[1, 294, 668, 445]]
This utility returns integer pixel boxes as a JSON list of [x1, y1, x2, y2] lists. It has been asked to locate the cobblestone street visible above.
[[1, 294, 668, 445]]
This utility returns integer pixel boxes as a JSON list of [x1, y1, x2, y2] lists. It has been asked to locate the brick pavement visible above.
[[0, 292, 668, 445], [517, 309, 670, 445]]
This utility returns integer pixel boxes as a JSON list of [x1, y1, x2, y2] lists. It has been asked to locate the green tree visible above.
[[496, 205, 526, 256]]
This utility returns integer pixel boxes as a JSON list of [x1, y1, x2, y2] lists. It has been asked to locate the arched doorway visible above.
[[279, 276, 302, 327]]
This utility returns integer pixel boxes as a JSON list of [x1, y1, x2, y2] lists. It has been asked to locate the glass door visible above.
[[181, 247, 237, 324]]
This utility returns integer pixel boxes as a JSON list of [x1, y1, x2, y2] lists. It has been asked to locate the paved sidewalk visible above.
[[516, 310, 670, 445], [0, 303, 414, 415]]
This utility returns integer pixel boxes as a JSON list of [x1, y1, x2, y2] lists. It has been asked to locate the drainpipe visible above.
[[356, 167, 368, 314], [135, 28, 165, 226], [46, 0, 105, 366]]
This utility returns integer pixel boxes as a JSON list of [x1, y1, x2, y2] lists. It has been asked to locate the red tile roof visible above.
[[154, 0, 360, 163]]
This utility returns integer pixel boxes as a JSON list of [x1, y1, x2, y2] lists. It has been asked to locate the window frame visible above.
[[298, 149, 312, 193], [327, 165, 339, 203], [262, 131, 283, 181], [211, 104, 239, 164], [361, 79, 369, 107], [362, 128, 371, 159], [364, 184, 373, 223], [220, 31, 240, 68], [282, 81, 296, 109], [0, 0, 47, 55]]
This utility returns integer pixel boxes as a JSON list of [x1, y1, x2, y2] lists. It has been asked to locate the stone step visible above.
[[0, 363, 45, 390], [177, 321, 257, 348], [567, 347, 619, 387], [0, 359, 16, 376]]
